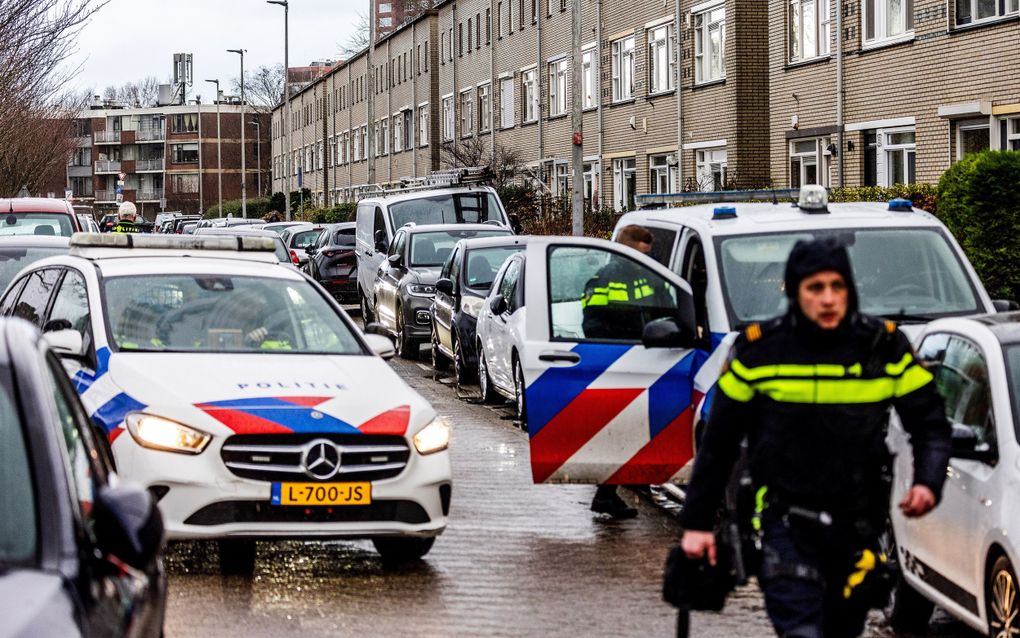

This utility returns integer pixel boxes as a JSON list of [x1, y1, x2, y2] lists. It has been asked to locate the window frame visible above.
[[957, 119, 992, 160], [500, 77, 515, 128], [478, 83, 492, 132], [863, 0, 915, 45], [611, 36, 635, 102], [696, 147, 728, 192], [955, 0, 1018, 26], [789, 0, 832, 62], [522, 68, 539, 123], [581, 48, 597, 109], [459, 89, 474, 137], [648, 23, 676, 95], [694, 4, 727, 85], [549, 59, 569, 117], [442, 95, 455, 141]]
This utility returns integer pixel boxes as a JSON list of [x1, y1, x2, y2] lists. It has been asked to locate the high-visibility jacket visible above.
[[111, 220, 140, 233], [682, 311, 951, 532], [581, 261, 673, 340]]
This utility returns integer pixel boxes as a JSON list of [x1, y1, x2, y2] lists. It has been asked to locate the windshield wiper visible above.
[[881, 310, 936, 324]]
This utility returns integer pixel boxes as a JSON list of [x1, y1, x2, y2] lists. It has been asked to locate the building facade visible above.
[[271, 0, 1019, 210], [68, 103, 271, 219]]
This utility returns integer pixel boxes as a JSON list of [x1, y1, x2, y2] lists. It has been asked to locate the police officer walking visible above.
[[583, 224, 666, 519], [679, 236, 951, 637], [111, 201, 142, 233]]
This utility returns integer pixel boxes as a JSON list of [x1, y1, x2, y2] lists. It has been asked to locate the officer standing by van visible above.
[[112, 201, 142, 233], [679, 236, 951, 637]]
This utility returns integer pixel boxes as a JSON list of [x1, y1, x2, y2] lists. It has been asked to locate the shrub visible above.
[[937, 150, 1020, 303], [204, 197, 273, 219], [304, 203, 357, 224], [829, 183, 939, 215]]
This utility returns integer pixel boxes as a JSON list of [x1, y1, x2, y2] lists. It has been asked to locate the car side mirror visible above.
[[364, 322, 388, 336], [489, 294, 506, 315], [993, 299, 1019, 312], [436, 278, 454, 296], [43, 327, 84, 359], [93, 484, 164, 571], [509, 214, 523, 235], [387, 253, 403, 267], [950, 423, 997, 464], [363, 333, 395, 360], [641, 317, 697, 349]]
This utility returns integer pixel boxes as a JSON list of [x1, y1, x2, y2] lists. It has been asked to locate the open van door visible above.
[[521, 237, 709, 485]]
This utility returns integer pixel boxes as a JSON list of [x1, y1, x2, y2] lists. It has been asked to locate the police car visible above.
[[887, 313, 1020, 636], [0, 233, 452, 568]]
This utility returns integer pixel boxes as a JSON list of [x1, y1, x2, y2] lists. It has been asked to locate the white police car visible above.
[[887, 312, 1020, 636], [0, 233, 452, 567]]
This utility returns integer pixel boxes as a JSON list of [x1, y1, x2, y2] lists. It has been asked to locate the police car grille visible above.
[[220, 434, 410, 482]]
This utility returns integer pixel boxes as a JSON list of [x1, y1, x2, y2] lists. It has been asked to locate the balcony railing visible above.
[[94, 190, 115, 202], [136, 128, 165, 142], [95, 160, 121, 173], [136, 158, 165, 172], [137, 189, 164, 202], [94, 130, 121, 143]]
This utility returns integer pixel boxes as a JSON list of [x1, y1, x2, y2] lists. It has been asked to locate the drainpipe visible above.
[[596, 0, 604, 208], [675, 0, 683, 193], [413, 21, 418, 178], [490, 0, 497, 167], [835, 0, 844, 187], [537, 0, 544, 178]]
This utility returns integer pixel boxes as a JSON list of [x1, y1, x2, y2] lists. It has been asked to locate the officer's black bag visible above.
[[662, 540, 737, 612]]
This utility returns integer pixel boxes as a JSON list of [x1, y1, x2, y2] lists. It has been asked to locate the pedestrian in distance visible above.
[[111, 201, 142, 233], [678, 235, 952, 638], [583, 224, 664, 519]]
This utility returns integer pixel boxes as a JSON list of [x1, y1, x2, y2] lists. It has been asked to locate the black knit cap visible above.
[[784, 236, 859, 312]]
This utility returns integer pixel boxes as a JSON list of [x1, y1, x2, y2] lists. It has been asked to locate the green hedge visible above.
[[938, 150, 1020, 303], [203, 197, 273, 219], [829, 183, 939, 215]]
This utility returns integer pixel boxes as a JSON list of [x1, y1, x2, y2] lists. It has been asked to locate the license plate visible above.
[[270, 482, 371, 506]]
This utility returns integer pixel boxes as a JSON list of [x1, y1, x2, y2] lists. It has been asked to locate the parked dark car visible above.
[[0, 318, 166, 637], [0, 198, 83, 237], [306, 222, 357, 302], [281, 223, 329, 269], [374, 223, 512, 359], [99, 213, 118, 232], [431, 235, 527, 381], [171, 216, 201, 234]]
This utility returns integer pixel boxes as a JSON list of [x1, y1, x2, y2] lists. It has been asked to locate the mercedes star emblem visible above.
[[302, 439, 341, 479]]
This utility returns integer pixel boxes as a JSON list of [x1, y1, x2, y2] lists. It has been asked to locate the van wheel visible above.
[[477, 346, 498, 404], [988, 555, 1019, 637], [372, 536, 435, 564], [217, 539, 256, 575], [889, 573, 934, 633], [359, 290, 374, 323]]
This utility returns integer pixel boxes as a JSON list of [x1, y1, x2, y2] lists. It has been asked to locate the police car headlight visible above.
[[407, 283, 436, 297], [460, 296, 485, 318], [413, 417, 450, 455], [125, 413, 211, 455]]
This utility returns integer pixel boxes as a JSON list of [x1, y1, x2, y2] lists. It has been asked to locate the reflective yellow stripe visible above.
[[885, 353, 914, 376], [718, 371, 755, 402], [895, 364, 933, 397], [755, 377, 899, 404], [731, 359, 863, 381], [843, 550, 887, 599]]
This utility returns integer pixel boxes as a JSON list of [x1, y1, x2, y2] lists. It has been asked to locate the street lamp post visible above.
[[267, 0, 291, 221], [250, 120, 262, 198], [205, 79, 223, 216], [228, 48, 247, 217]]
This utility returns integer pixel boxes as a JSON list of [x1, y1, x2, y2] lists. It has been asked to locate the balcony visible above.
[[94, 130, 121, 144], [94, 190, 116, 202], [136, 158, 165, 172], [137, 189, 164, 202], [136, 128, 165, 142], [95, 160, 121, 174]]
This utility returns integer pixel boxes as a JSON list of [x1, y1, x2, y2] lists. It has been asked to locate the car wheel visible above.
[[217, 539, 256, 575], [359, 289, 374, 322], [372, 536, 435, 564], [477, 345, 498, 404], [513, 356, 527, 427], [988, 555, 1020, 638], [431, 328, 450, 371], [395, 307, 417, 360], [453, 335, 474, 385]]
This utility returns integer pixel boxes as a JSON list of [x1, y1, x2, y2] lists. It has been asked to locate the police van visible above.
[[512, 188, 998, 488], [0, 233, 453, 568], [355, 168, 513, 322]]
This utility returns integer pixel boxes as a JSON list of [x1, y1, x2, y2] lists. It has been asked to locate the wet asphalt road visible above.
[[164, 338, 979, 637]]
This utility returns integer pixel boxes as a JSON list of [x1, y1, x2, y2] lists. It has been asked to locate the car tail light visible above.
[[290, 250, 300, 265]]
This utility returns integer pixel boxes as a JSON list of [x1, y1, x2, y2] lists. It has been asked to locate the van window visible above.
[[645, 226, 677, 267], [374, 207, 387, 243], [388, 192, 504, 228]]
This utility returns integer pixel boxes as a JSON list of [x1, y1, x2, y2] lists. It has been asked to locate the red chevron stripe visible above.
[[197, 407, 291, 434], [603, 407, 694, 484], [530, 388, 643, 484], [359, 405, 411, 435], [109, 427, 126, 444], [274, 396, 330, 407]]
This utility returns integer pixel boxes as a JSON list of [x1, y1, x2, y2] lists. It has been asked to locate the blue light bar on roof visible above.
[[888, 198, 913, 212], [712, 206, 737, 220]]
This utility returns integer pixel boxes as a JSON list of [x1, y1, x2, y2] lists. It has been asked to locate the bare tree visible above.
[[440, 137, 525, 190], [0, 0, 107, 196], [102, 85, 118, 101], [338, 12, 370, 57], [231, 64, 285, 111]]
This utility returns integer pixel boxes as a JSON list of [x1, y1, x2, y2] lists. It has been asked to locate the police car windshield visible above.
[[103, 275, 364, 354], [0, 246, 67, 290], [0, 367, 37, 566], [410, 229, 510, 268], [389, 192, 504, 228], [715, 228, 981, 326], [0, 213, 74, 238], [464, 245, 524, 290]]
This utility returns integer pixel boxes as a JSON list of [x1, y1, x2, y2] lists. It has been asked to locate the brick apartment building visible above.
[[271, 0, 1019, 210], [67, 102, 271, 219]]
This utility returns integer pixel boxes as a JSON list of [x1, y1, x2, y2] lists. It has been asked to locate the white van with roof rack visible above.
[[606, 187, 1001, 479], [355, 167, 513, 321]]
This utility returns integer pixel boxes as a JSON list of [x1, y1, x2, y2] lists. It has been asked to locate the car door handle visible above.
[[539, 351, 581, 364]]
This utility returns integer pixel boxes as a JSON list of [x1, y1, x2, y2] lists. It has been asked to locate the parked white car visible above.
[[888, 312, 1020, 636]]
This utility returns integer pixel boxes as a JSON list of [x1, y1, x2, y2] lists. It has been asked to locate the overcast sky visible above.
[[70, 0, 363, 101]]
